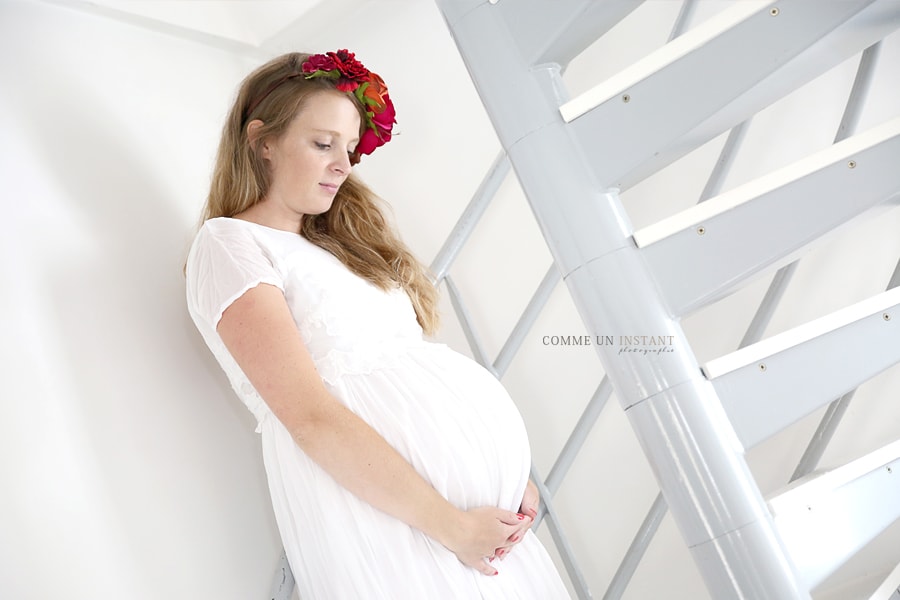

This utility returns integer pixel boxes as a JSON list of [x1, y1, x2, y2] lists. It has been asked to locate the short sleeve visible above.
[[185, 220, 284, 328]]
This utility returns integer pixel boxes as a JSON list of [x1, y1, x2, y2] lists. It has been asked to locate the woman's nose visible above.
[[333, 150, 351, 173]]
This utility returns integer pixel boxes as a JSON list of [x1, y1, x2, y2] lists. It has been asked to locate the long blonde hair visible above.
[[202, 52, 439, 335]]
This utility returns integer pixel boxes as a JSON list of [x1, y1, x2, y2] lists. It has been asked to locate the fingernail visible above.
[[489, 556, 495, 562], [509, 534, 520, 543], [491, 570, 499, 576], [516, 513, 526, 520]]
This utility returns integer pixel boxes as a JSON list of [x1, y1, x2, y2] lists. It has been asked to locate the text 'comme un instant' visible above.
[[541, 335, 676, 355]]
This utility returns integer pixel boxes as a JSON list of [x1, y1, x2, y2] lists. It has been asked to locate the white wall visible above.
[[1, 1, 899, 599], [0, 2, 278, 598]]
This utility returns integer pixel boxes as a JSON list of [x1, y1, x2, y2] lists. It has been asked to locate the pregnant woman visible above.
[[185, 50, 570, 599]]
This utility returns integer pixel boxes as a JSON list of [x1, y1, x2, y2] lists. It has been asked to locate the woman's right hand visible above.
[[442, 507, 525, 576]]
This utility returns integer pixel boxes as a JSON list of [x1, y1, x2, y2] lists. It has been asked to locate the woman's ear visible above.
[[246, 119, 267, 156]]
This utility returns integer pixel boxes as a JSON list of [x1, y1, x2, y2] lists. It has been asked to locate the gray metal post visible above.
[[269, 549, 294, 600], [668, 0, 697, 42], [602, 493, 667, 600], [699, 121, 750, 202], [790, 389, 857, 481], [529, 467, 594, 600], [444, 275, 497, 373], [544, 378, 613, 497], [494, 264, 560, 376], [436, 1, 808, 597], [430, 152, 510, 282]]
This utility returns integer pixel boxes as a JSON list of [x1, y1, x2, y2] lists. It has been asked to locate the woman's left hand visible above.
[[518, 478, 540, 521], [491, 479, 540, 562]]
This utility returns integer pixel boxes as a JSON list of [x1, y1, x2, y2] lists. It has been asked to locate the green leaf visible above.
[[305, 69, 340, 80]]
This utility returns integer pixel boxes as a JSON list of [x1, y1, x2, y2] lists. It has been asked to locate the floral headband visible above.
[[244, 50, 396, 163]]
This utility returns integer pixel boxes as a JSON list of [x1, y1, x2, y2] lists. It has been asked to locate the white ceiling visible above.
[[42, 0, 387, 51], [86, 0, 320, 46]]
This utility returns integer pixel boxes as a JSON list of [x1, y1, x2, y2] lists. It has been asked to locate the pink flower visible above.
[[356, 130, 379, 156], [372, 95, 396, 133], [356, 96, 396, 156]]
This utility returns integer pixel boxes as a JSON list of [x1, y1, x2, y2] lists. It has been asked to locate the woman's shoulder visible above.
[[190, 217, 333, 279], [195, 217, 308, 253], [187, 217, 284, 276], [201, 216, 282, 238], [184, 218, 287, 329]]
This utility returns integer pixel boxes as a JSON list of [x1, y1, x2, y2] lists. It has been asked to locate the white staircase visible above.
[[424, 1, 900, 598], [264, 1, 900, 598]]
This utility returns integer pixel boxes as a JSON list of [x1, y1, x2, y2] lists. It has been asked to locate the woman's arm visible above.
[[217, 283, 520, 575]]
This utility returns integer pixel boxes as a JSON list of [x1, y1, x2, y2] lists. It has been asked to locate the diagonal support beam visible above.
[[769, 440, 900, 588], [430, 152, 510, 282], [635, 117, 900, 317], [444, 275, 497, 374], [561, 0, 900, 189], [703, 287, 900, 449], [493, 264, 560, 377], [495, 0, 642, 66], [530, 466, 594, 600]]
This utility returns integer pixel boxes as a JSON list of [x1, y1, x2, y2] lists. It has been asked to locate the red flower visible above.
[[329, 49, 369, 81], [333, 49, 355, 63], [301, 54, 337, 73], [336, 79, 359, 92]]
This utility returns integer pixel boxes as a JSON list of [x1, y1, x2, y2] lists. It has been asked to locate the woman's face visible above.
[[258, 91, 361, 222]]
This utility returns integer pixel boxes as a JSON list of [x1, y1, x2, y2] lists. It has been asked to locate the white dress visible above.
[[185, 217, 571, 600]]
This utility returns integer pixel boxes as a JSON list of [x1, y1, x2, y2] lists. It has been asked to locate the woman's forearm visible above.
[[295, 396, 462, 546]]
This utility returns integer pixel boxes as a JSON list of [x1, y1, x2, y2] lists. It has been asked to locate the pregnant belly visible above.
[[324, 343, 532, 512]]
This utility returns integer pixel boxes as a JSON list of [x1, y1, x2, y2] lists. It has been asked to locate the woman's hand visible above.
[[442, 507, 523, 576], [492, 479, 541, 562], [444, 480, 544, 575], [518, 479, 540, 521]]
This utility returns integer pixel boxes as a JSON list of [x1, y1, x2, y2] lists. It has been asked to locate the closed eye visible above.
[[315, 142, 331, 150]]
